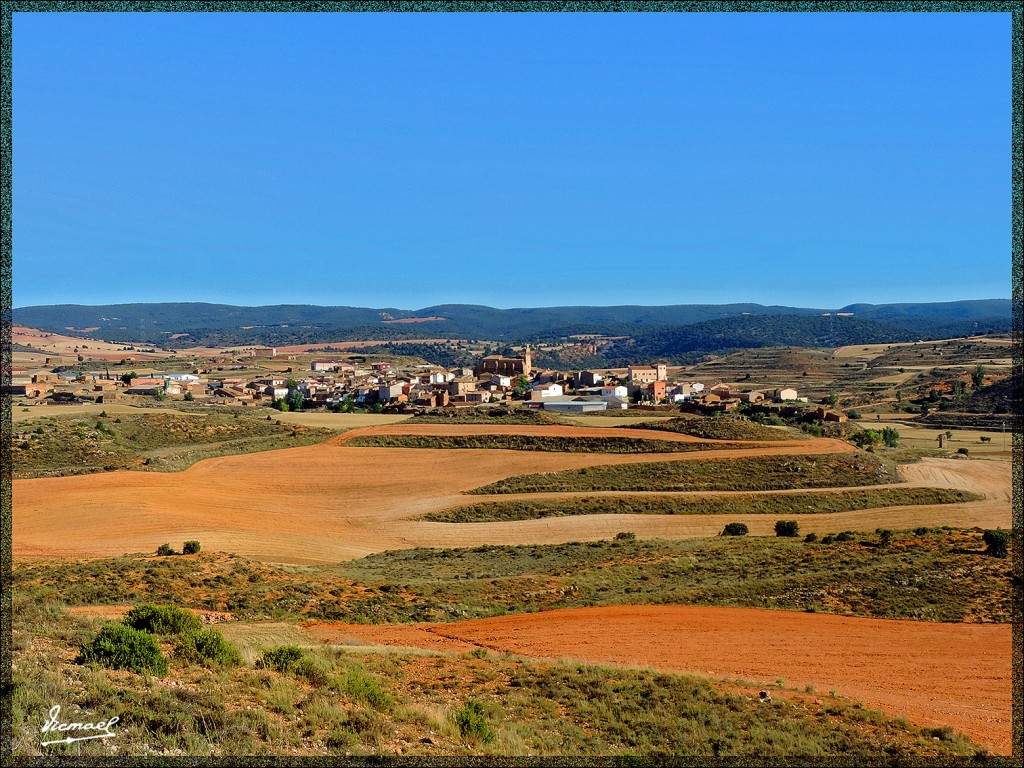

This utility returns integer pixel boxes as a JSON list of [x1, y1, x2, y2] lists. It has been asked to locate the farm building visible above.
[[535, 397, 609, 413], [311, 360, 344, 372], [528, 383, 564, 399]]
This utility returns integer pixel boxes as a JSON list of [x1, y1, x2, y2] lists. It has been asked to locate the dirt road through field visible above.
[[305, 605, 1012, 754]]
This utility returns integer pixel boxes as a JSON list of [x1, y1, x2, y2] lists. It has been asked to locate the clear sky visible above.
[[12, 11, 1011, 309]]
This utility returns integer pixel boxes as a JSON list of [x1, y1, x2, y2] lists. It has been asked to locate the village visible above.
[[10, 342, 859, 425]]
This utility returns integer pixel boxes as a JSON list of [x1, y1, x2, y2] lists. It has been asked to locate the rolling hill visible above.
[[12, 299, 1012, 356]]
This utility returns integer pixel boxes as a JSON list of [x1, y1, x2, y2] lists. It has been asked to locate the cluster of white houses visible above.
[[12, 349, 821, 417]]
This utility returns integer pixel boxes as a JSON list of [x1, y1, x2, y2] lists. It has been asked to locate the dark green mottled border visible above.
[[1, 2, 1021, 766]]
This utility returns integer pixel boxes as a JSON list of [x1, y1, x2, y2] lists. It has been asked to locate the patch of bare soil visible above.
[[313, 605, 1012, 754], [14, 432, 1007, 563]]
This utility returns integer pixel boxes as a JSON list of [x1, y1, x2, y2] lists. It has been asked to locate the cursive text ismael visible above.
[[41, 705, 120, 746]]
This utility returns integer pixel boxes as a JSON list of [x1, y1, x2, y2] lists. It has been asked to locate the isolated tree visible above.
[[982, 529, 1010, 559], [512, 375, 530, 398], [972, 364, 986, 389]]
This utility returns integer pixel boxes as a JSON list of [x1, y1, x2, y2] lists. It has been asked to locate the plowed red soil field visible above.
[[13, 419, 1009, 562], [304, 604, 1013, 754]]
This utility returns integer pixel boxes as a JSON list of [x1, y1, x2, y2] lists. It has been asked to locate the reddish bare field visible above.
[[305, 605, 1012, 754], [13, 419, 1009, 562]]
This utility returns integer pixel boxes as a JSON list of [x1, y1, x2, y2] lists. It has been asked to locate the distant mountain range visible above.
[[12, 299, 1013, 360]]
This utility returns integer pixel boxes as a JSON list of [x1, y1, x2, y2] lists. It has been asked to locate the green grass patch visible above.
[[627, 414, 804, 441], [468, 453, 900, 495], [347, 434, 762, 453], [411, 407, 563, 425], [14, 529, 1010, 626], [425, 487, 981, 522]]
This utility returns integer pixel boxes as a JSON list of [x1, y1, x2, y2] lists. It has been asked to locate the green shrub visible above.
[[614, 531, 637, 541], [804, 532, 818, 543], [175, 628, 242, 667], [957, 447, 969, 455], [453, 700, 495, 743], [343, 708, 391, 739], [721, 522, 749, 537], [77, 623, 168, 676], [835, 531, 855, 542], [774, 520, 800, 538], [156, 543, 176, 556], [982, 529, 1010, 558], [124, 604, 202, 636], [182, 540, 201, 555], [821, 534, 836, 545], [877, 529, 894, 547], [292, 657, 331, 686], [256, 645, 306, 674], [340, 668, 393, 711]]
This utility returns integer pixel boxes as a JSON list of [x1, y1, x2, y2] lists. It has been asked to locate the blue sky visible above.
[[12, 11, 1011, 309]]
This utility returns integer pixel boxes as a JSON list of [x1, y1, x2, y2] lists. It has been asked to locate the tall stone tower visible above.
[[523, 345, 533, 377]]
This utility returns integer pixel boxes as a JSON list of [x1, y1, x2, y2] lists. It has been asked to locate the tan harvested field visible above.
[[267, 411, 413, 429], [217, 622, 322, 664], [13, 415, 1009, 562], [304, 604, 1012, 754], [865, 372, 917, 385], [831, 337, 1013, 359], [850, 419, 1013, 457], [10, 401, 204, 424], [12, 325, 174, 360]]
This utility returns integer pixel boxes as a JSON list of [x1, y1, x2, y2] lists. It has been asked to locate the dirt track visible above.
[[13, 421, 1010, 562], [305, 604, 1012, 754]]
